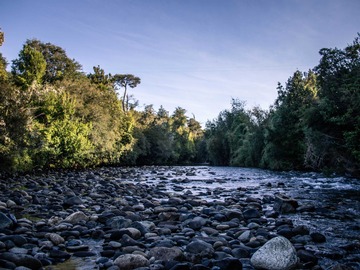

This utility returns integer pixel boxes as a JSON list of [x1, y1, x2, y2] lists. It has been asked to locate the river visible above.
[[120, 166, 360, 268], [51, 166, 360, 269]]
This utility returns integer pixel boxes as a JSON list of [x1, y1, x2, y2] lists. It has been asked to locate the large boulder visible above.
[[250, 236, 298, 270], [114, 254, 149, 270]]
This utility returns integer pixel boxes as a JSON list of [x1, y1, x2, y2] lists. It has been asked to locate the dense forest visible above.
[[0, 31, 359, 177], [206, 34, 360, 177]]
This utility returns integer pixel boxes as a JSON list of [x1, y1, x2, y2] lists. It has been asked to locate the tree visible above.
[[113, 74, 141, 112], [261, 71, 317, 170], [171, 107, 187, 131], [23, 39, 82, 83], [305, 35, 360, 175], [0, 29, 4, 46], [0, 53, 7, 81], [11, 44, 47, 88], [33, 91, 93, 168], [205, 110, 232, 166], [0, 62, 37, 171], [62, 77, 134, 165], [87, 65, 113, 91]]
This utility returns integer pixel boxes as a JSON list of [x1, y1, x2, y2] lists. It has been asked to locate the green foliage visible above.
[[32, 91, 93, 168], [304, 34, 360, 175], [87, 65, 113, 91], [261, 71, 317, 170], [24, 39, 82, 83], [11, 44, 47, 88], [3, 35, 359, 176], [0, 53, 7, 80], [205, 100, 267, 167], [112, 74, 141, 112], [1, 39, 138, 171], [123, 105, 204, 165], [0, 29, 4, 46], [204, 35, 360, 177], [62, 77, 134, 165], [0, 72, 35, 171]]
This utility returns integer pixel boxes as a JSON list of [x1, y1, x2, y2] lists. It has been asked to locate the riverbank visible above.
[[0, 166, 359, 269]]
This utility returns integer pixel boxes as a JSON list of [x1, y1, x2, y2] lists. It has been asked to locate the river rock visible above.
[[232, 246, 250, 258], [148, 246, 183, 261], [0, 259, 16, 269], [188, 216, 207, 230], [0, 235, 27, 247], [120, 234, 145, 248], [310, 232, 326, 243], [64, 211, 89, 224], [0, 252, 42, 269], [107, 216, 132, 229], [131, 221, 156, 234], [297, 249, 318, 266], [243, 208, 261, 220], [46, 233, 65, 245], [250, 236, 298, 270], [49, 249, 71, 260], [9, 247, 28, 254], [212, 257, 243, 270], [238, 230, 252, 243], [185, 239, 214, 257], [273, 194, 298, 214], [125, 227, 142, 239], [63, 196, 83, 207], [15, 255, 43, 269], [0, 212, 13, 229], [6, 199, 17, 208], [225, 209, 244, 220], [114, 254, 149, 270]]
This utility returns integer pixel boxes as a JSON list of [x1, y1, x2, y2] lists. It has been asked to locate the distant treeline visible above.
[[0, 32, 359, 177]]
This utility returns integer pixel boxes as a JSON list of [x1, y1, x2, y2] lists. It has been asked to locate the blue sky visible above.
[[1, 0, 359, 125]]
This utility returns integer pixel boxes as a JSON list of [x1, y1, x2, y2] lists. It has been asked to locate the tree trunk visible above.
[[122, 85, 127, 112]]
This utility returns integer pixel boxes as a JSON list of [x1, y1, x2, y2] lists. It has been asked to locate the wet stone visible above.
[[0, 212, 13, 229], [250, 236, 298, 270], [114, 254, 149, 270], [148, 246, 183, 262], [242, 209, 261, 220], [273, 194, 299, 214], [310, 232, 326, 243], [48, 249, 71, 260], [185, 240, 214, 257], [63, 196, 83, 207]]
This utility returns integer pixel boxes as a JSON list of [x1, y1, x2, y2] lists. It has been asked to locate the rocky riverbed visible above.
[[0, 166, 359, 270]]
